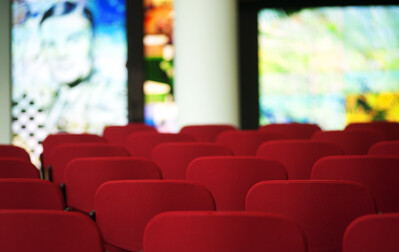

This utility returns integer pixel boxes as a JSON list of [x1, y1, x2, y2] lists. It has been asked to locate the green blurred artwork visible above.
[[258, 6, 399, 130]]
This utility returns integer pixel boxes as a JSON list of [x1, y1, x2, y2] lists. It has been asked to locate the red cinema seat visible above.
[[49, 143, 129, 185], [256, 140, 344, 179], [179, 124, 237, 142], [0, 210, 103, 252], [0, 158, 40, 179], [311, 129, 385, 155], [41, 133, 106, 178], [151, 142, 233, 179], [144, 211, 307, 252], [125, 131, 196, 158], [343, 213, 399, 252], [0, 179, 64, 210], [368, 140, 399, 157], [345, 121, 399, 140], [0, 144, 30, 162], [311, 156, 399, 213], [246, 180, 376, 252], [186, 156, 287, 210], [94, 180, 215, 252], [216, 130, 285, 155], [259, 123, 321, 139], [102, 123, 156, 146], [64, 157, 162, 214]]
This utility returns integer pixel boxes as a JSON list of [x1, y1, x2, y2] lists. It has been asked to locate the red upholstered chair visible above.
[[0, 210, 103, 252], [311, 156, 399, 213], [259, 123, 322, 139], [0, 179, 64, 210], [64, 157, 162, 214], [343, 213, 399, 252], [179, 124, 237, 142], [102, 123, 156, 146], [311, 129, 385, 155], [94, 180, 215, 252], [151, 142, 233, 179], [345, 121, 399, 140], [256, 140, 344, 179], [143, 211, 307, 252], [49, 143, 129, 185], [41, 133, 106, 178], [368, 140, 399, 157], [0, 158, 40, 178], [125, 131, 196, 158], [246, 180, 376, 252], [216, 130, 286, 155], [186, 156, 287, 210], [0, 144, 30, 162]]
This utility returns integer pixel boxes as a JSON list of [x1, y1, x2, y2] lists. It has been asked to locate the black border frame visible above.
[[127, 0, 145, 123]]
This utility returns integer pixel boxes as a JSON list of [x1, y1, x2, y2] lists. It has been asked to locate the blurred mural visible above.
[[143, 0, 178, 132], [12, 0, 127, 166], [258, 6, 399, 130]]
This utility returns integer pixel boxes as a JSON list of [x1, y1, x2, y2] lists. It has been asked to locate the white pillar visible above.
[[0, 0, 11, 144], [174, 0, 239, 129]]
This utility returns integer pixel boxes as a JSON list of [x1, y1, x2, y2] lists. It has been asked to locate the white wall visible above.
[[174, 0, 240, 129], [0, 0, 11, 144]]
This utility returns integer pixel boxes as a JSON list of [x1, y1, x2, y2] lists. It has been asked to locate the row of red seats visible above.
[[1, 153, 398, 213], [1, 209, 397, 252], [39, 125, 399, 183], [0, 178, 398, 252], [2, 121, 399, 164], [2, 131, 399, 182], [2, 138, 399, 184], [102, 122, 393, 156], [102, 121, 399, 144]]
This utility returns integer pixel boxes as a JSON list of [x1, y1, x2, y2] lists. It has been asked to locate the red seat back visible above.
[[343, 213, 399, 252], [94, 180, 215, 252], [216, 130, 285, 155], [64, 157, 162, 214], [50, 143, 129, 185], [144, 211, 307, 252], [102, 123, 156, 145], [257, 140, 344, 179], [151, 142, 233, 179], [125, 132, 196, 158], [345, 121, 399, 140], [0, 158, 40, 179], [41, 133, 105, 170], [0, 210, 103, 252], [0, 144, 30, 162], [311, 130, 385, 155], [311, 156, 399, 213], [259, 123, 321, 139], [179, 124, 237, 142], [0, 179, 64, 210], [186, 156, 287, 210], [246, 180, 376, 252], [368, 140, 399, 157]]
